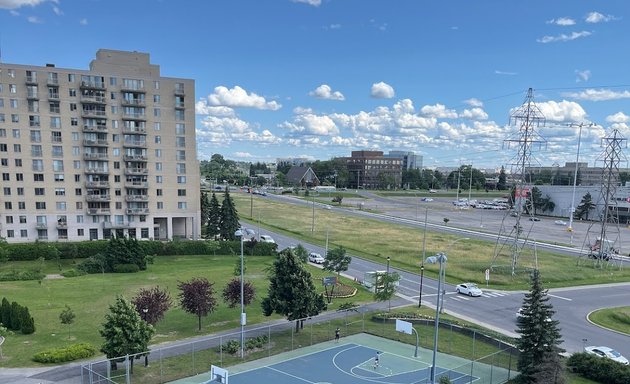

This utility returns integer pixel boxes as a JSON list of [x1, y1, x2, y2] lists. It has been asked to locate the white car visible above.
[[308, 252, 325, 264], [455, 283, 482, 297], [259, 235, 275, 244], [585, 346, 629, 365], [554, 220, 567, 226]]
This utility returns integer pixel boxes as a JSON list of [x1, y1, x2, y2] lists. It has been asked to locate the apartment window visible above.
[[74, 174, 80, 182], [1, 159, 7, 166], [32, 159, 44, 171], [176, 137, 186, 147], [115, 202, 122, 209], [19, 216, 26, 224], [71, 117, 78, 126], [68, 73, 75, 82], [9, 99, 18, 109], [155, 149, 161, 158], [176, 163, 186, 174], [20, 229, 28, 238], [30, 130, 42, 142], [0, 114, 4, 123], [76, 202, 83, 209], [53, 160, 64, 172], [177, 176, 186, 184], [114, 161, 120, 169], [0, 144, 7, 152], [75, 188, 82, 196], [52, 146, 63, 157], [50, 116, 61, 128], [34, 174, 44, 182], [177, 189, 186, 196], [154, 108, 161, 117], [0, 128, 5, 136], [56, 202, 67, 211], [111, 92, 116, 100], [176, 150, 186, 161], [3, 187, 10, 195], [157, 202, 164, 209], [31, 143, 43, 156], [114, 189, 121, 196], [155, 162, 162, 171], [112, 120, 119, 129], [156, 175, 163, 183], [16, 173, 23, 181], [6, 230, 14, 238], [1, 172, 8, 180], [73, 160, 81, 169], [154, 81, 159, 90], [11, 114, 18, 123], [153, 94, 160, 103], [72, 132, 80, 141], [51, 131, 62, 142], [114, 175, 121, 182], [77, 215, 84, 223], [110, 77, 117, 86], [176, 123, 185, 135], [29, 115, 41, 127], [113, 148, 120, 157], [156, 189, 163, 196], [69, 88, 77, 97], [55, 188, 65, 196], [28, 99, 39, 112], [178, 202, 188, 209], [54, 174, 65, 182], [35, 187, 45, 195], [153, 135, 161, 144], [111, 105, 118, 114], [175, 109, 185, 121], [36, 202, 46, 210], [17, 187, 24, 195], [5, 216, 13, 224], [4, 202, 12, 210], [72, 147, 80, 156], [77, 228, 84, 236], [70, 103, 77, 111], [14, 144, 21, 153], [17, 201, 25, 210], [154, 122, 161, 131], [9, 84, 17, 93], [49, 101, 61, 113]]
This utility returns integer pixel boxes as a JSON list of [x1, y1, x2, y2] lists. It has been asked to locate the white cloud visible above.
[[495, 70, 517, 76], [280, 113, 339, 136], [27, 15, 41, 23], [561, 88, 630, 101], [464, 98, 483, 107], [204, 85, 282, 110], [420, 103, 458, 119], [9, 9, 18, 15], [0, 0, 49, 9], [293, 106, 314, 115], [52, 5, 62, 15], [606, 112, 630, 123], [460, 108, 488, 120], [537, 31, 592, 43], [536, 100, 588, 123], [323, 23, 341, 30], [575, 69, 591, 82], [309, 84, 345, 100], [79, 18, 88, 25], [585, 11, 616, 23], [233, 152, 253, 158], [547, 17, 576, 26], [291, 0, 321, 6], [195, 101, 235, 117], [370, 82, 395, 99]]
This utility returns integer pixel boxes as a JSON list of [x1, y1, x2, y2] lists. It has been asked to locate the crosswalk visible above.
[[449, 290, 510, 302]]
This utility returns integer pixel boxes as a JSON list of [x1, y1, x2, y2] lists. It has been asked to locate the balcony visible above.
[[86, 195, 111, 202], [125, 181, 148, 189], [83, 153, 109, 160], [125, 195, 149, 202], [48, 93, 60, 101], [83, 139, 108, 147], [83, 125, 107, 132], [56, 221, 68, 229], [121, 99, 146, 107], [126, 208, 149, 215], [125, 168, 148, 176], [85, 168, 109, 175], [80, 95, 106, 104], [175, 86, 185, 95], [103, 221, 130, 229], [47, 78, 59, 87], [26, 92, 39, 100], [87, 208, 111, 215], [123, 154, 147, 161], [175, 101, 185, 109], [122, 126, 147, 134], [120, 84, 145, 93], [26, 76, 38, 84], [82, 109, 107, 118], [85, 180, 110, 188], [80, 81, 106, 90], [123, 140, 147, 148], [122, 112, 146, 121], [35, 223, 48, 229]]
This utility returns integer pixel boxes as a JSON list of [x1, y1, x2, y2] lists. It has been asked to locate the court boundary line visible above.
[[265, 365, 316, 384]]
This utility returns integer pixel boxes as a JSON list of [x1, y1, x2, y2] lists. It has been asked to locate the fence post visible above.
[[125, 355, 130, 384], [159, 348, 163, 384], [507, 348, 513, 381], [489, 351, 494, 384], [220, 335, 223, 365], [192, 339, 196, 375], [268, 325, 271, 357]]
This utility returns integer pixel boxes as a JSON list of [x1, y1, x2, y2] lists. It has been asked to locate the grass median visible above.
[[587, 306, 630, 335]]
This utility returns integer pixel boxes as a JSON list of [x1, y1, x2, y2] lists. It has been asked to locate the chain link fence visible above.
[[81, 306, 518, 384]]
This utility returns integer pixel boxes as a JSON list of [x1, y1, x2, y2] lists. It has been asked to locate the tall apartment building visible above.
[[0, 49, 200, 243]]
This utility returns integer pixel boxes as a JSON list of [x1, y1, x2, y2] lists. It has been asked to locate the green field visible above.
[[0, 255, 371, 367], [235, 193, 630, 290]]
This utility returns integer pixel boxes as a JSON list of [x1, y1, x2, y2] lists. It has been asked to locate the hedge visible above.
[[567, 352, 630, 384], [32, 343, 97, 363]]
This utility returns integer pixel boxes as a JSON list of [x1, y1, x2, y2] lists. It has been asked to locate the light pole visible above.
[[386, 256, 391, 312], [311, 192, 315, 233], [234, 229, 246, 359], [418, 265, 424, 307], [425, 237, 469, 384], [419, 207, 428, 307], [568, 123, 585, 235]]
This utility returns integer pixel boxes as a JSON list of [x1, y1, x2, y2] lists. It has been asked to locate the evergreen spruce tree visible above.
[[20, 306, 35, 335], [200, 192, 210, 235], [516, 269, 565, 384], [575, 192, 595, 220], [219, 188, 239, 241], [498, 166, 507, 190], [0, 297, 10, 326], [207, 192, 221, 239]]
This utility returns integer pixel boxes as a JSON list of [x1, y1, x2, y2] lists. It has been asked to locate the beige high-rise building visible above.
[[0, 49, 200, 243]]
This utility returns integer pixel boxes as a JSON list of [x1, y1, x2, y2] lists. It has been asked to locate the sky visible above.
[[2, 0, 630, 170]]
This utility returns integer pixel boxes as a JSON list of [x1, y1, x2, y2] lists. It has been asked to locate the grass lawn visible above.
[[0, 254, 372, 368], [587, 306, 630, 335], [235, 193, 630, 290]]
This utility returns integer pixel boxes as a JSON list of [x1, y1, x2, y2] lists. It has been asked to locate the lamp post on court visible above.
[[234, 229, 246, 359], [386, 256, 391, 312]]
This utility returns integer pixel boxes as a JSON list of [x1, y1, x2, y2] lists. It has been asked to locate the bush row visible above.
[[1, 239, 278, 262], [0, 297, 35, 334], [567, 352, 630, 384], [220, 335, 269, 354], [32, 343, 97, 363], [0, 270, 45, 281]]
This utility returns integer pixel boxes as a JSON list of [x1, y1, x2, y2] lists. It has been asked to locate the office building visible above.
[[343, 150, 402, 189], [385, 151, 422, 170], [0, 49, 200, 242]]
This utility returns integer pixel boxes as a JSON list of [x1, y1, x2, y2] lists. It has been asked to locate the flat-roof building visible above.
[[0, 49, 200, 242]]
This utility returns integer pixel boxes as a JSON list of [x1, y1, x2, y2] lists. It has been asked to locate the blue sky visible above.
[[2, 0, 630, 170]]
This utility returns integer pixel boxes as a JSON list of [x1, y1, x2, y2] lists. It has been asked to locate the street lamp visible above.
[[418, 265, 425, 307], [425, 237, 469, 384], [386, 256, 391, 312], [234, 229, 246, 359]]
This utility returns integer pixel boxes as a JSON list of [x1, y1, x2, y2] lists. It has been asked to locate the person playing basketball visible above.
[[373, 351, 380, 369]]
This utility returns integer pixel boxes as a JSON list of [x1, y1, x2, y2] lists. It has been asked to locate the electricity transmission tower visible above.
[[491, 88, 547, 275], [578, 128, 627, 269]]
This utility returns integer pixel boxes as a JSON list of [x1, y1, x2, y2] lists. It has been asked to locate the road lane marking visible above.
[[548, 294, 572, 301]]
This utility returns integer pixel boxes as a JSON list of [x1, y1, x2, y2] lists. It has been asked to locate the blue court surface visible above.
[[228, 343, 478, 384]]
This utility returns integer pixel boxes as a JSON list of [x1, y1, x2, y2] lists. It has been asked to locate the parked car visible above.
[[308, 252, 325, 264], [584, 346, 629, 365], [529, 217, 541, 221], [554, 220, 567, 226], [455, 283, 482, 297], [259, 235, 275, 244], [421, 197, 434, 202]]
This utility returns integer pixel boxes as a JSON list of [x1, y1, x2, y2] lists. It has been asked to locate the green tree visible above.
[[0, 297, 10, 327], [177, 278, 217, 331], [528, 187, 544, 215], [575, 192, 595, 220], [516, 269, 564, 384], [261, 252, 327, 332], [541, 195, 556, 213], [200, 192, 210, 235], [323, 246, 351, 277], [293, 244, 309, 263], [219, 188, 240, 241], [498, 166, 508, 190], [100, 296, 154, 372], [59, 305, 75, 340], [233, 255, 247, 276], [206, 192, 221, 239], [104, 236, 146, 272], [373, 271, 401, 311]]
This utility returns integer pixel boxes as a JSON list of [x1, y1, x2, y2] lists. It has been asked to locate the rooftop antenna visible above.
[[490, 88, 547, 275]]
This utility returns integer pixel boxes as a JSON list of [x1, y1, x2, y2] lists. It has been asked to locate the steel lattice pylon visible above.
[[491, 88, 547, 275], [578, 128, 627, 269]]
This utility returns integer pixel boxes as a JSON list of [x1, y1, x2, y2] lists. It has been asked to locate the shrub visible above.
[[245, 335, 268, 350], [32, 343, 97, 363], [220, 340, 241, 355], [113, 264, 140, 273], [567, 352, 630, 384], [20, 311, 35, 334], [0, 270, 45, 281], [61, 269, 87, 278]]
